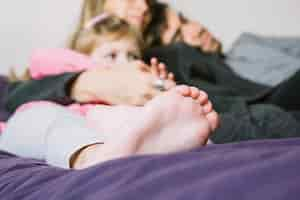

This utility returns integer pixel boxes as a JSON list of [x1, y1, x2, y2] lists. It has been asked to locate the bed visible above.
[[0, 138, 300, 200]]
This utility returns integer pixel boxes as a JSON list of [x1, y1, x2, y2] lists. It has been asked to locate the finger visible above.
[[150, 59, 159, 76], [168, 73, 175, 81], [150, 57, 158, 66], [136, 60, 149, 72], [158, 63, 168, 79]]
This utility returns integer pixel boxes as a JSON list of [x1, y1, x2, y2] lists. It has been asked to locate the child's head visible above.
[[74, 14, 144, 68]]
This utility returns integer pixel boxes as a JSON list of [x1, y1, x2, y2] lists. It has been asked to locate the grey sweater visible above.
[[226, 33, 300, 86]]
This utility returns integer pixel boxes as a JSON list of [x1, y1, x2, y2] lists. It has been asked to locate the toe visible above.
[[197, 91, 209, 105], [203, 101, 213, 114], [190, 87, 200, 99], [174, 85, 191, 96], [205, 110, 220, 131]]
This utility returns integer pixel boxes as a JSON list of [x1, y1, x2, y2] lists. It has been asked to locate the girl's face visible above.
[[103, 0, 151, 31], [90, 37, 141, 68]]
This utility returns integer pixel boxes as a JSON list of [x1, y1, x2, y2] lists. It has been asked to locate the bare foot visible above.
[[174, 85, 219, 131], [75, 86, 219, 169], [139, 85, 219, 153]]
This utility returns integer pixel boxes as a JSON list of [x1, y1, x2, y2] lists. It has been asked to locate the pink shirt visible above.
[[0, 49, 110, 133], [16, 101, 95, 117], [29, 48, 100, 79]]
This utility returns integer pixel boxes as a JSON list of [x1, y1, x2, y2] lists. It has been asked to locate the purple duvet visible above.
[[0, 138, 300, 200]]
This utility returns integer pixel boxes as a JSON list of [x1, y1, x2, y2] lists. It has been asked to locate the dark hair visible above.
[[144, 2, 168, 47]]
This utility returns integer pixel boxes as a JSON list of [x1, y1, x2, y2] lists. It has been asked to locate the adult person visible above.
[[1, 1, 300, 147], [144, 43, 300, 112], [70, 0, 222, 53], [74, 0, 300, 89], [70, 0, 300, 112], [143, 43, 300, 143], [226, 33, 300, 86]]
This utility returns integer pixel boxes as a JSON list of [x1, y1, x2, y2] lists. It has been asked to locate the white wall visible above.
[[0, 0, 82, 74], [0, 0, 300, 74], [166, 0, 300, 49]]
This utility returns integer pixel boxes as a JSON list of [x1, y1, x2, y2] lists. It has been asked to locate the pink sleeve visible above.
[[16, 101, 95, 117], [0, 122, 6, 134], [29, 48, 100, 80], [67, 104, 97, 116], [15, 101, 60, 113]]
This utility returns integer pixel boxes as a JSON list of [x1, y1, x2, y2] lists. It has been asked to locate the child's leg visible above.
[[0, 104, 100, 169], [1, 86, 219, 170], [79, 85, 219, 168]]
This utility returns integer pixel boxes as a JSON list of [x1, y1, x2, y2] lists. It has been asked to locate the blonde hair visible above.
[[8, 68, 31, 82], [70, 0, 156, 49], [70, 0, 106, 49], [73, 15, 144, 55]]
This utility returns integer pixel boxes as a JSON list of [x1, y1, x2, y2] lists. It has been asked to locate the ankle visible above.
[[71, 143, 102, 169]]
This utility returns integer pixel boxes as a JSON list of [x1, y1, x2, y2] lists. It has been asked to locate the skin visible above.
[[180, 21, 222, 53], [103, 0, 151, 31], [90, 37, 142, 68], [102, 0, 221, 53], [73, 85, 219, 169], [86, 34, 176, 102], [70, 61, 175, 105], [69, 36, 217, 169], [162, 8, 222, 53]]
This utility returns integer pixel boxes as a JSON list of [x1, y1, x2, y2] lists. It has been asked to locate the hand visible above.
[[180, 21, 222, 53], [70, 62, 163, 106], [136, 58, 176, 90]]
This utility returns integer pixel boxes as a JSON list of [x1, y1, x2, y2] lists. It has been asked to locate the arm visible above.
[[4, 73, 79, 113], [69, 62, 162, 105], [5, 62, 162, 114]]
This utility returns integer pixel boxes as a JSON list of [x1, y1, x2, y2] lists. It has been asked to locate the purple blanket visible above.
[[0, 138, 300, 200]]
